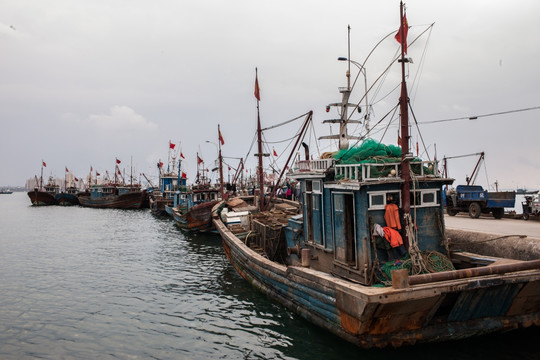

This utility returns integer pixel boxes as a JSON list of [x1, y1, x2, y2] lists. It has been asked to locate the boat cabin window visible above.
[[368, 191, 401, 210], [411, 189, 440, 207], [312, 180, 322, 194]]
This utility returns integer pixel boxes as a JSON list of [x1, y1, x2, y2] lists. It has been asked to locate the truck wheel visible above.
[[523, 212, 530, 221], [447, 208, 458, 216], [492, 208, 504, 219], [469, 202, 481, 219]]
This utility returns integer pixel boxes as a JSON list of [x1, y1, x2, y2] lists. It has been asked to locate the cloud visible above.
[[87, 106, 157, 131]]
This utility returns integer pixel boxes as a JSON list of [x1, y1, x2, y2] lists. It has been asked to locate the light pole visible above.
[[338, 57, 370, 135]]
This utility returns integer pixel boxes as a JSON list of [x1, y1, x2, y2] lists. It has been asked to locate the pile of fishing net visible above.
[[334, 138, 401, 164], [332, 139, 436, 179], [375, 251, 455, 286]]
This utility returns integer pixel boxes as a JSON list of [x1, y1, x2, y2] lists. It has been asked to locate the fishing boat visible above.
[[78, 160, 146, 209], [28, 161, 59, 206], [78, 183, 146, 209], [0, 189, 13, 194], [56, 168, 80, 206], [213, 4, 540, 348], [173, 133, 224, 232], [149, 143, 186, 216], [56, 186, 80, 206]]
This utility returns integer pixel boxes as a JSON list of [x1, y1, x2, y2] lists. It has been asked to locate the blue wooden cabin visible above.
[[286, 157, 453, 285]]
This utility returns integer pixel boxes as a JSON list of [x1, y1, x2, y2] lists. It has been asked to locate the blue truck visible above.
[[445, 185, 516, 219]]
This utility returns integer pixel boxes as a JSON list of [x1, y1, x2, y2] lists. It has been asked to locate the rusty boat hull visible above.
[[78, 190, 146, 209], [27, 190, 57, 206], [213, 202, 540, 348]]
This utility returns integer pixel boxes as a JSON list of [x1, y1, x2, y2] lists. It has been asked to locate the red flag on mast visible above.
[[180, 152, 185, 159], [181, 172, 187, 179], [394, 13, 409, 53], [169, 141, 176, 150], [116, 158, 121, 164], [65, 167, 69, 173], [42, 161, 47, 167], [273, 148, 278, 157], [197, 155, 203, 165], [218, 129, 225, 146], [254, 71, 261, 101]]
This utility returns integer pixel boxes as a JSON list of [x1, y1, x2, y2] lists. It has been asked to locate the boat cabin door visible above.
[[333, 193, 356, 265]]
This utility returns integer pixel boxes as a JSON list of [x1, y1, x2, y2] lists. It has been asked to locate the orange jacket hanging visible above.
[[382, 227, 403, 248], [384, 203, 401, 230]]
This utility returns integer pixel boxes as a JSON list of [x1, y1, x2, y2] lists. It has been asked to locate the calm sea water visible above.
[[0, 192, 538, 360]]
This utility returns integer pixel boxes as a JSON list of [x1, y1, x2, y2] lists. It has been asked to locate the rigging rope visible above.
[[261, 111, 311, 131]]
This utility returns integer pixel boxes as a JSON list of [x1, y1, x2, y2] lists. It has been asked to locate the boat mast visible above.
[[398, 1, 411, 214], [40, 161, 44, 190], [255, 68, 265, 211], [218, 124, 224, 199]]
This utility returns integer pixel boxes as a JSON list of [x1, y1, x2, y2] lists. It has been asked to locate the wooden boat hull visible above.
[[78, 191, 146, 209], [173, 200, 219, 232], [27, 190, 57, 206], [212, 202, 540, 348], [149, 196, 173, 216], [55, 193, 80, 206]]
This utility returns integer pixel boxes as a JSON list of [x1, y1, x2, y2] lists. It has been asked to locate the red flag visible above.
[[218, 130, 225, 146], [42, 161, 47, 167], [394, 14, 409, 54], [273, 148, 278, 157], [254, 71, 261, 101], [117, 170, 121, 175], [169, 141, 176, 150], [197, 155, 203, 165], [74, 177, 79, 182], [65, 167, 69, 173], [158, 162, 164, 168], [397, 135, 402, 146], [116, 158, 121, 164], [180, 152, 185, 159], [228, 166, 231, 171], [206, 168, 209, 172], [96, 172, 101, 176], [181, 172, 187, 179], [416, 141, 419, 156]]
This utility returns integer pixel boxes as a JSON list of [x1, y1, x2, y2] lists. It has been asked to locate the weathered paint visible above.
[[213, 201, 540, 348]]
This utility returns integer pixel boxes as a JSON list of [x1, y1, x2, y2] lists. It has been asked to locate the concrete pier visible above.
[[445, 214, 540, 261]]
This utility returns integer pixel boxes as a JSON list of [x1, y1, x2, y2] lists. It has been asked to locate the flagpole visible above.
[[255, 68, 265, 211], [398, 1, 411, 216], [218, 124, 224, 199]]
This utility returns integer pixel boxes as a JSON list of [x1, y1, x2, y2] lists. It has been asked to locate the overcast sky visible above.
[[1, 0, 539, 190]]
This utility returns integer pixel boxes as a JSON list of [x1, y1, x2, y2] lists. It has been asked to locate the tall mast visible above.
[[218, 124, 224, 199], [255, 68, 265, 211], [40, 161, 44, 190], [398, 1, 411, 214]]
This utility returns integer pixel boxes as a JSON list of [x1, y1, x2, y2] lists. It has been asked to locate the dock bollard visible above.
[[391, 269, 409, 289], [301, 248, 311, 267]]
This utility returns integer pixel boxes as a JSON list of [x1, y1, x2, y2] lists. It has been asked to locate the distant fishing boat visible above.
[[0, 189, 13, 194], [173, 142, 223, 232], [149, 142, 186, 217], [56, 186, 80, 206], [28, 161, 59, 206], [56, 167, 80, 206], [78, 158, 146, 209], [78, 184, 146, 209], [213, 5, 540, 348]]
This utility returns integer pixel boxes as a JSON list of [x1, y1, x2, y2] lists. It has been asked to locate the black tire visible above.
[[492, 208, 504, 219], [523, 212, 530, 221], [447, 208, 458, 216], [468, 202, 481, 219]]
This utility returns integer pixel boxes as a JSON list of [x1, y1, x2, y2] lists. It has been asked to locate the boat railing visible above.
[[335, 160, 440, 181], [295, 158, 335, 173]]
